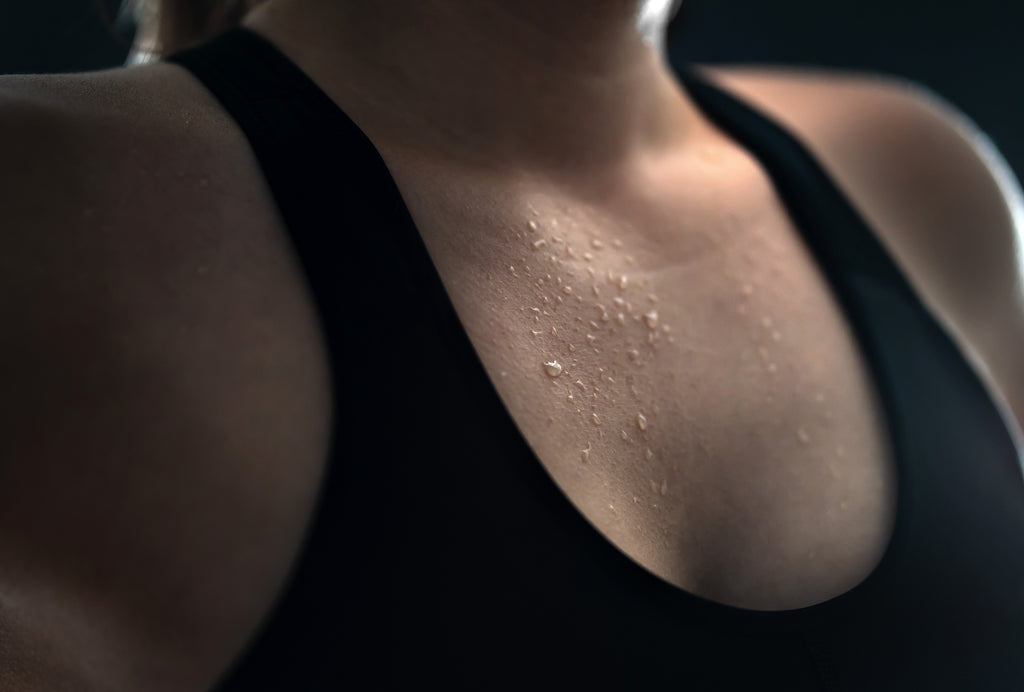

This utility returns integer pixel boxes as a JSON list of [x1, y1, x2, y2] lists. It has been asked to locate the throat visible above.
[[242, 0, 698, 171]]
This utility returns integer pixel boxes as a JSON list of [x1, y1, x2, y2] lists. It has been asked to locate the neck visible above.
[[242, 0, 696, 174]]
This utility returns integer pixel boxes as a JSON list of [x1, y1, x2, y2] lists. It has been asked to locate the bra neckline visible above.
[[169, 25, 914, 630]]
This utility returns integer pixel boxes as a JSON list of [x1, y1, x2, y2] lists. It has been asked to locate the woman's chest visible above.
[[399, 162, 900, 611]]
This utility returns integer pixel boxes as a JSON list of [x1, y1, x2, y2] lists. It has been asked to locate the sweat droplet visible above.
[[619, 275, 629, 290], [562, 285, 573, 295], [797, 428, 810, 444], [592, 413, 601, 426], [637, 413, 648, 431], [528, 220, 539, 232], [581, 444, 591, 463], [643, 310, 659, 329], [544, 361, 563, 377], [645, 448, 654, 460], [620, 430, 629, 440], [591, 239, 605, 250], [627, 349, 640, 361], [531, 239, 548, 250]]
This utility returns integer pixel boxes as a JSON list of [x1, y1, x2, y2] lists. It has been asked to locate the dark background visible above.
[[1, 0, 1021, 183]]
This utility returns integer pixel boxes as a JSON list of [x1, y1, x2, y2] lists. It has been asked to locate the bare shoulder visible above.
[[692, 63, 1022, 275], [0, 66, 332, 689], [0, 61, 261, 208], [693, 63, 1024, 434]]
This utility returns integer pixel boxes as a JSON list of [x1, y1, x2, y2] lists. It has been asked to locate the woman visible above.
[[1, 0, 1022, 688]]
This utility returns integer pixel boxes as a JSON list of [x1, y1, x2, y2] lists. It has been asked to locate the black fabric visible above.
[[165, 27, 1024, 691]]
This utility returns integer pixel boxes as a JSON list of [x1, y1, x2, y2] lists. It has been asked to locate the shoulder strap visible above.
[[674, 65, 911, 291]]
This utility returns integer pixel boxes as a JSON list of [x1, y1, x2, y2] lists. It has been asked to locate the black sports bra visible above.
[[166, 27, 1024, 691]]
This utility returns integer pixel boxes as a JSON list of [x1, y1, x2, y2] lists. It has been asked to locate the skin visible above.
[[238, 0, 1024, 601], [238, 0, 1023, 428], [0, 0, 1020, 688]]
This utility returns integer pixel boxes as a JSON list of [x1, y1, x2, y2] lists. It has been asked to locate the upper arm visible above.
[[0, 78, 333, 690], [697, 64, 1024, 437]]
